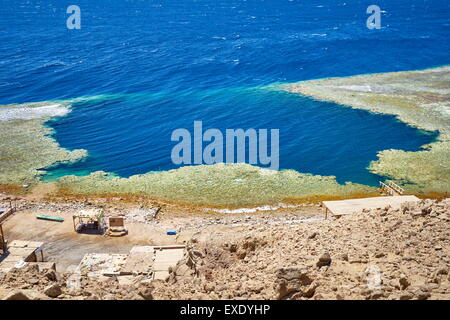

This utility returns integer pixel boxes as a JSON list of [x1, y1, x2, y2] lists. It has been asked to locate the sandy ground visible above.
[[1, 198, 323, 272]]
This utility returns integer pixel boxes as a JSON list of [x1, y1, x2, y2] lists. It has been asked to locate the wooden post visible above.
[[0, 223, 5, 253]]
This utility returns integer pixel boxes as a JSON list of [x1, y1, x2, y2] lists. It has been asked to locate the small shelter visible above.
[[73, 209, 105, 233], [106, 216, 127, 237]]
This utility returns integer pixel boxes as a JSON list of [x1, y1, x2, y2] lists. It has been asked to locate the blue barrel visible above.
[[166, 230, 177, 235]]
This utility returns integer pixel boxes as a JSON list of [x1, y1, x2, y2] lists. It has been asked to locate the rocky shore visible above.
[[1, 197, 449, 300]]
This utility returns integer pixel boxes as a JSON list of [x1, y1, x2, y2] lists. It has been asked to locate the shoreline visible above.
[[1, 66, 449, 207], [281, 65, 450, 195], [1, 182, 448, 213]]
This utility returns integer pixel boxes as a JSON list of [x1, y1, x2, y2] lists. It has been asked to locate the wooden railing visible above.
[[0, 207, 15, 224], [380, 180, 404, 196]]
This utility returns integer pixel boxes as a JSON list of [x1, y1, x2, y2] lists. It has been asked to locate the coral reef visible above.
[[282, 66, 450, 194]]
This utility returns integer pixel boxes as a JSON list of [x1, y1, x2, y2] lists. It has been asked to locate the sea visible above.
[[1, 0, 448, 186]]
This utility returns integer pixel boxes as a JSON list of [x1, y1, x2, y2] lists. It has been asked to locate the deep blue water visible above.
[[0, 0, 448, 186]]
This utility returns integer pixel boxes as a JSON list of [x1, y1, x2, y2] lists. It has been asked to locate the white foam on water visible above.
[[208, 202, 300, 214], [0, 103, 70, 122]]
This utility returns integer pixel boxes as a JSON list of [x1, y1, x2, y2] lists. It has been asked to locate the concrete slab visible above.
[[32, 261, 56, 271], [8, 240, 44, 248], [72, 245, 185, 281], [153, 249, 184, 270], [323, 195, 420, 217], [78, 253, 128, 277], [0, 240, 45, 271], [130, 245, 155, 254], [153, 247, 185, 280], [121, 246, 155, 275]]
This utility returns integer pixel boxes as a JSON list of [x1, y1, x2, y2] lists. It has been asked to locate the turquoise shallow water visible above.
[[43, 87, 437, 186], [0, 0, 448, 186]]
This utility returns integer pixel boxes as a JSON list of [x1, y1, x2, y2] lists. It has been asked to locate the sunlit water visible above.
[[1, 0, 448, 186]]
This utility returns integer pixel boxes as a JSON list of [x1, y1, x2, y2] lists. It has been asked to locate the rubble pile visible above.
[[152, 198, 450, 300]]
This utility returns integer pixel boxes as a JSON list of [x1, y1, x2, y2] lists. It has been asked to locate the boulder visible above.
[[138, 287, 153, 300], [44, 284, 62, 298], [45, 270, 57, 281], [316, 253, 332, 267], [276, 266, 314, 300], [2, 290, 30, 300], [277, 266, 313, 284]]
